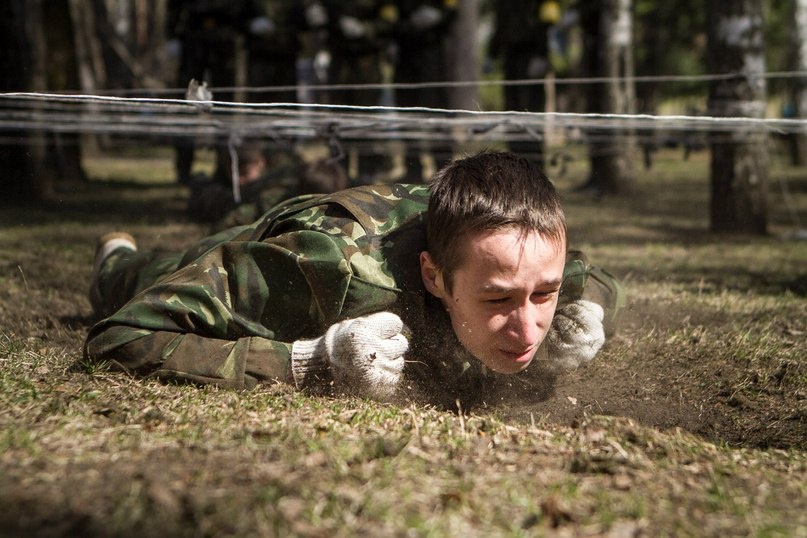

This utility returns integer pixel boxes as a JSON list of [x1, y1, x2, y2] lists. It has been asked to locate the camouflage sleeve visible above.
[[84, 230, 350, 390], [84, 184, 428, 391], [84, 325, 293, 390]]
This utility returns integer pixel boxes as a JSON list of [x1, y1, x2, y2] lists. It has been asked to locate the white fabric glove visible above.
[[185, 79, 212, 102], [410, 5, 442, 29], [249, 16, 275, 36], [541, 300, 605, 371], [339, 16, 366, 38], [291, 312, 408, 398]]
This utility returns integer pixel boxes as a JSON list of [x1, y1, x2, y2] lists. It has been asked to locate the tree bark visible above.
[[449, 0, 479, 110], [707, 0, 768, 234], [42, 0, 86, 184], [582, 0, 635, 195], [0, 0, 41, 202], [792, 0, 807, 165]]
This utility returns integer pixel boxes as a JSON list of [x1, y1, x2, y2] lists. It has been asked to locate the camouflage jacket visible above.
[[84, 184, 622, 408]]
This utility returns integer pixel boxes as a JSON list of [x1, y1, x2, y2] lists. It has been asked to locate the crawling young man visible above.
[[84, 150, 624, 409]]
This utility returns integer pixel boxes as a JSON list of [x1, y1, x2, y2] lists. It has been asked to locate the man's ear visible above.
[[419, 251, 446, 299]]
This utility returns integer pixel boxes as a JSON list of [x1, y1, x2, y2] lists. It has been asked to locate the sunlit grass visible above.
[[0, 144, 805, 536]]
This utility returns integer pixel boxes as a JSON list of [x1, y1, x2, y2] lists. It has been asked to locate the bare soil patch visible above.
[[1, 148, 805, 536]]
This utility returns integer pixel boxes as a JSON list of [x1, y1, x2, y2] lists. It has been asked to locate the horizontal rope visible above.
[[63, 70, 807, 97], [0, 91, 801, 146]]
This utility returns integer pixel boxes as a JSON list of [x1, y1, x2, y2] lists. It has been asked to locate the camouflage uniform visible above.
[[187, 166, 302, 229], [85, 184, 623, 408]]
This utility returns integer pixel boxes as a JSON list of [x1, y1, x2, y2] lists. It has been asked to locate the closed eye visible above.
[[531, 288, 560, 302]]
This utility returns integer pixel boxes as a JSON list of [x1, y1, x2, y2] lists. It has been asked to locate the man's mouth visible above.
[[500, 347, 535, 363]]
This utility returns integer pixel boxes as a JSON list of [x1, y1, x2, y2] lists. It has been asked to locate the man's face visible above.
[[238, 157, 267, 186], [420, 227, 565, 374]]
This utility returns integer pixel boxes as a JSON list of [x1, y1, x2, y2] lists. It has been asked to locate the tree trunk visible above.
[[449, 0, 479, 110], [792, 0, 807, 165], [42, 0, 86, 184], [582, 0, 635, 195], [0, 0, 39, 202], [707, 0, 768, 234]]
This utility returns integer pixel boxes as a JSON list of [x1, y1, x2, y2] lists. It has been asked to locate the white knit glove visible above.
[[541, 300, 605, 371], [291, 312, 408, 398]]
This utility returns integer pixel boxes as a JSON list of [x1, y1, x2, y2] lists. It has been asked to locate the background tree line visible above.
[[0, 0, 803, 235]]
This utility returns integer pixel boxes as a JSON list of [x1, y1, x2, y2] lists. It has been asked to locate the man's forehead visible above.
[[460, 226, 566, 253], [455, 227, 565, 274]]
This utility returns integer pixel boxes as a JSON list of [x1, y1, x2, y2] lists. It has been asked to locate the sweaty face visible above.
[[420, 228, 566, 374]]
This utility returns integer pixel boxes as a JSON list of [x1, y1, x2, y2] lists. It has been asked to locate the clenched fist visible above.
[[292, 312, 408, 399], [542, 300, 605, 371]]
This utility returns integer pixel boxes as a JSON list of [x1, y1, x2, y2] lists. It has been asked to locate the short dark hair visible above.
[[426, 150, 566, 291]]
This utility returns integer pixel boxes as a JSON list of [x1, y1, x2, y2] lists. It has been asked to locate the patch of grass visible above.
[[0, 146, 805, 536]]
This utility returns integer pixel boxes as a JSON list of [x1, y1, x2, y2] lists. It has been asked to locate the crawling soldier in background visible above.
[[187, 141, 349, 232]]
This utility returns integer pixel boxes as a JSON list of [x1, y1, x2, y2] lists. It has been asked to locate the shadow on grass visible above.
[[0, 181, 191, 227]]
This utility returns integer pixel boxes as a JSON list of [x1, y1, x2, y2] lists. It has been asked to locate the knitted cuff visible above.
[[290, 338, 331, 389]]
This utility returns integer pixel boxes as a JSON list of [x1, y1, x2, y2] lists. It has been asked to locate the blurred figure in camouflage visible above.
[[84, 151, 624, 410], [490, 0, 559, 167], [322, 0, 398, 184], [187, 141, 349, 232], [167, 0, 263, 185], [392, 0, 457, 182]]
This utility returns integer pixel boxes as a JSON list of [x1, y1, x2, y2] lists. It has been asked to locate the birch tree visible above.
[[792, 0, 807, 164], [581, 0, 635, 195], [707, 0, 768, 234]]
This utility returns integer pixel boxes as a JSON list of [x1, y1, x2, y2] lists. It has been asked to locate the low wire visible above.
[[0, 92, 804, 145]]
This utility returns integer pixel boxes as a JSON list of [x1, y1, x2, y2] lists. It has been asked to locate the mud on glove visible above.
[[291, 312, 408, 399], [541, 300, 605, 371]]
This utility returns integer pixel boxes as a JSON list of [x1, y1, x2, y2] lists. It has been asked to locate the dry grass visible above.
[[0, 142, 805, 537]]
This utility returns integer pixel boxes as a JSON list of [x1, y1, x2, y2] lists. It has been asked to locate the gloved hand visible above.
[[339, 16, 366, 38], [541, 300, 605, 371], [410, 5, 442, 29], [184, 79, 213, 112], [249, 16, 275, 36], [291, 312, 408, 398]]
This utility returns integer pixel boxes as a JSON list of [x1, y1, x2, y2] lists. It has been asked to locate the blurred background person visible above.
[[490, 0, 559, 168], [167, 0, 262, 185], [322, 0, 398, 184], [392, 0, 457, 182], [245, 1, 309, 170], [188, 140, 349, 232]]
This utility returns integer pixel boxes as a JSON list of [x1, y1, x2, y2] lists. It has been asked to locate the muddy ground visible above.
[[2, 152, 805, 451]]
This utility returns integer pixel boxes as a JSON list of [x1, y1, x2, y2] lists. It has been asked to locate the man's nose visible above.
[[508, 303, 541, 346]]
